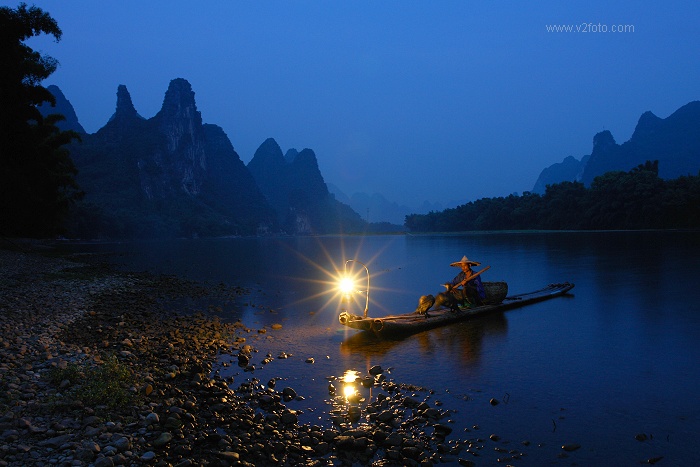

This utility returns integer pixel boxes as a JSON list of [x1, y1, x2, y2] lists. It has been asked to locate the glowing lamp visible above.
[[338, 277, 356, 295], [338, 260, 370, 318]]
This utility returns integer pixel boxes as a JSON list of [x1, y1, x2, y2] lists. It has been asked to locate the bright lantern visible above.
[[339, 277, 355, 295]]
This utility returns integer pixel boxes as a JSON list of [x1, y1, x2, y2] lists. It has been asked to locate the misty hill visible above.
[[44, 79, 276, 238], [37, 85, 86, 135], [531, 155, 591, 195], [247, 138, 366, 234], [331, 187, 463, 225], [327, 184, 444, 226], [532, 101, 700, 193]]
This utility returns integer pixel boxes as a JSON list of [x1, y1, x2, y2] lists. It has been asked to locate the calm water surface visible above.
[[61, 231, 700, 466]]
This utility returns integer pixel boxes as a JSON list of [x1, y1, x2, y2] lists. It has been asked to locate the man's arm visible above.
[[450, 272, 466, 288], [456, 266, 491, 288]]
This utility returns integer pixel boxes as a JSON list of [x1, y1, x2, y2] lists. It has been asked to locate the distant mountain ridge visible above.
[[326, 184, 445, 226], [533, 101, 700, 193], [46, 82, 698, 234], [38, 85, 86, 135], [531, 155, 590, 195], [247, 138, 365, 234], [56, 79, 276, 238], [40, 80, 368, 238]]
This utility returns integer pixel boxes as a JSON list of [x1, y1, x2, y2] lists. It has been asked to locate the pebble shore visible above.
[[0, 246, 492, 467]]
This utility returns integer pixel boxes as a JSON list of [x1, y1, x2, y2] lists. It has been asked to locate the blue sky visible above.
[[13, 1, 700, 207]]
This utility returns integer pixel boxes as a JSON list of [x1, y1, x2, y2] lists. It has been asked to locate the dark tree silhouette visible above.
[[0, 3, 81, 237]]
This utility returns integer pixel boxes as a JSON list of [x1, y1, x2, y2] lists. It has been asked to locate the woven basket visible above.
[[482, 281, 508, 305]]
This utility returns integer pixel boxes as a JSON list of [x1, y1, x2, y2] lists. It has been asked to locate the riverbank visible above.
[[0, 245, 489, 467]]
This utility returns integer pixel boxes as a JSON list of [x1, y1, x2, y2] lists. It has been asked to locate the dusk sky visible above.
[[14, 1, 700, 207]]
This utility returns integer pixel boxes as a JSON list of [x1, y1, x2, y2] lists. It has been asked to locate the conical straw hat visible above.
[[450, 255, 481, 267]]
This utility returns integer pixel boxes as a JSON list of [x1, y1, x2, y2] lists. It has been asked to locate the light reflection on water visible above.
[[340, 369, 362, 400], [58, 231, 700, 466]]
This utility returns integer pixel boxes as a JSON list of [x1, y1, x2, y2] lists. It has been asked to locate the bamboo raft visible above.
[[339, 282, 575, 338]]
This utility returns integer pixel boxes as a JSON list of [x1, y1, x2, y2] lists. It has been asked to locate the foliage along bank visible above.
[[405, 161, 700, 232]]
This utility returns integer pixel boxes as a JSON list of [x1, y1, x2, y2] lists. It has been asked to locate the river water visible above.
[[60, 231, 700, 466]]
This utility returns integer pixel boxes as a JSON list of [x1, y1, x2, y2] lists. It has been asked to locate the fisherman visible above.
[[447, 255, 487, 306]]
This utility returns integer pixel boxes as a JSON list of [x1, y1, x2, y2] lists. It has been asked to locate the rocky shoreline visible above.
[[0, 245, 496, 467]]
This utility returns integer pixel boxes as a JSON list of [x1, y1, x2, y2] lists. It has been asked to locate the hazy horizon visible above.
[[12, 1, 700, 207]]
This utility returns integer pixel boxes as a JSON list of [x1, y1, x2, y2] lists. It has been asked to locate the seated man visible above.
[[448, 255, 486, 306]]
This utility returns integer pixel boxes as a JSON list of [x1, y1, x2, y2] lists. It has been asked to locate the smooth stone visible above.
[[434, 424, 453, 437], [93, 456, 114, 467], [113, 436, 130, 451], [73, 447, 95, 462], [140, 451, 156, 461], [153, 432, 173, 448], [562, 443, 581, 451], [281, 411, 297, 424], [377, 410, 394, 422]]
